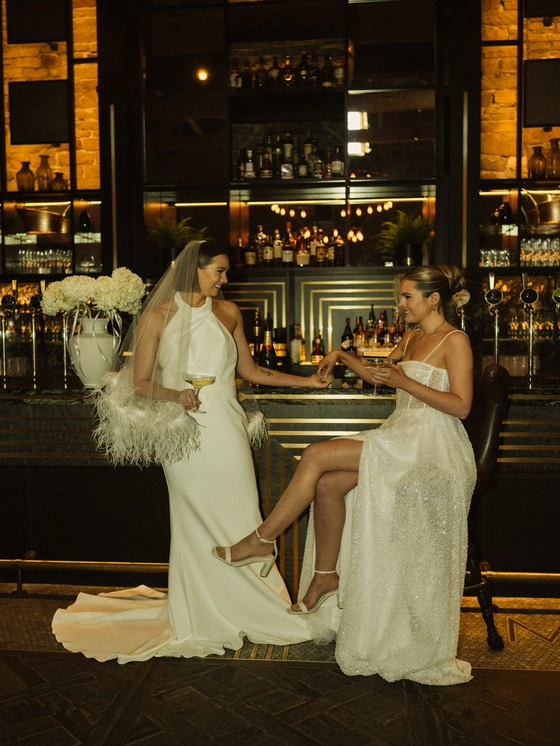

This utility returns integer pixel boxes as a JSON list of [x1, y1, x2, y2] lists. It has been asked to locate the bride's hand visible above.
[[176, 388, 200, 410]]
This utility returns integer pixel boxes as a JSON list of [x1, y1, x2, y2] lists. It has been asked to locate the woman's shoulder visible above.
[[213, 297, 240, 318]]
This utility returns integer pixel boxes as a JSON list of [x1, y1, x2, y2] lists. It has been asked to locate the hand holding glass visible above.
[[183, 373, 216, 413], [364, 357, 392, 395]]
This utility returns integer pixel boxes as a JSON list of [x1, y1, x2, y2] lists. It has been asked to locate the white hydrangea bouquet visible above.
[[41, 268, 145, 318], [41, 268, 146, 387]]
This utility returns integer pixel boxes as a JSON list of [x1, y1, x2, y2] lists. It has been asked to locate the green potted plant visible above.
[[147, 217, 208, 262], [376, 210, 433, 266]]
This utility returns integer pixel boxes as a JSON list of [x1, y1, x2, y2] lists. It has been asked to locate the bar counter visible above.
[[1, 377, 559, 595]]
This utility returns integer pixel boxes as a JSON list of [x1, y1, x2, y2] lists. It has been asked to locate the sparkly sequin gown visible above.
[[52, 295, 309, 662], [300, 331, 477, 685]]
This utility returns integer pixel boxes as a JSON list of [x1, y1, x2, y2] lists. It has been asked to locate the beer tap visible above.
[[484, 272, 503, 364], [29, 291, 43, 390], [1, 291, 17, 389], [453, 288, 471, 332], [520, 273, 539, 380]]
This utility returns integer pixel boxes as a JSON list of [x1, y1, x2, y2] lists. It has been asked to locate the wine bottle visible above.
[[258, 327, 278, 370], [341, 318, 355, 351]]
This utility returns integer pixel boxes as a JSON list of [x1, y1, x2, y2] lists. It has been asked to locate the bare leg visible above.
[[291, 469, 358, 612], [217, 438, 363, 562]]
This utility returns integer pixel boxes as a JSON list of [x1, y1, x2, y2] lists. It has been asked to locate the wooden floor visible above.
[[1, 650, 560, 745], [2, 585, 560, 745]]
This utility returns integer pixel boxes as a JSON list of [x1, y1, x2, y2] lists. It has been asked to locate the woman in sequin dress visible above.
[[213, 265, 477, 686]]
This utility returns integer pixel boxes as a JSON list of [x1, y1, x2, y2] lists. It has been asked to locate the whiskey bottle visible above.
[[331, 145, 344, 177], [272, 228, 283, 267], [321, 54, 334, 88], [240, 58, 253, 90], [296, 53, 309, 85], [262, 232, 273, 268], [296, 231, 310, 267], [268, 56, 281, 87], [245, 149, 256, 179], [315, 228, 327, 267], [282, 223, 295, 267], [255, 57, 268, 87], [244, 237, 257, 269], [282, 55, 295, 86]]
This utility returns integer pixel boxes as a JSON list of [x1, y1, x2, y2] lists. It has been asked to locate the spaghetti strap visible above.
[[402, 329, 420, 356], [422, 329, 466, 364]]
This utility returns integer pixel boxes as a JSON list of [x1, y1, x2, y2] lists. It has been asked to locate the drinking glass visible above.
[[183, 373, 216, 413]]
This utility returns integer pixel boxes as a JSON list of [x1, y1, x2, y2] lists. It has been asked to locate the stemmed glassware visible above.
[[363, 356, 391, 395], [183, 373, 216, 413]]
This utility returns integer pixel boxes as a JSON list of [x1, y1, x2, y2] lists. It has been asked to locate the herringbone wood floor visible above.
[[1, 650, 559, 745]]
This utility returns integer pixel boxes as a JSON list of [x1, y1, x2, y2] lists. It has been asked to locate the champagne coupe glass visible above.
[[364, 356, 391, 395], [183, 373, 216, 413]]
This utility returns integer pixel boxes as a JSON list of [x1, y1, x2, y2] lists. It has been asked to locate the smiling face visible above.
[[196, 254, 230, 298], [398, 278, 438, 325]]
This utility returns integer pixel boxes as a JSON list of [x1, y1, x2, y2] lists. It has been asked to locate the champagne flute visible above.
[[183, 373, 216, 413]]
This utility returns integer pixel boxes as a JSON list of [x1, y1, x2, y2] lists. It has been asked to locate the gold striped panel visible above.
[[223, 281, 287, 328]]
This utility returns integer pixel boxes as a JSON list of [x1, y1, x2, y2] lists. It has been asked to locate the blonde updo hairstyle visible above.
[[396, 265, 467, 320]]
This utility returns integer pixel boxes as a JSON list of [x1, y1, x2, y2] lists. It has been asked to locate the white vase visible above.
[[68, 316, 120, 388]]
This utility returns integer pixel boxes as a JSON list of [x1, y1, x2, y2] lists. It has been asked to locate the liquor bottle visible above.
[[308, 53, 320, 86], [272, 327, 288, 369], [233, 235, 245, 269], [296, 138, 308, 178], [378, 314, 390, 347], [341, 317, 354, 351], [323, 149, 333, 179], [331, 145, 344, 177], [282, 222, 295, 266], [333, 52, 345, 88], [296, 231, 310, 267], [255, 57, 268, 87], [303, 130, 313, 163], [308, 225, 319, 265], [334, 230, 345, 266], [290, 323, 305, 365], [255, 137, 266, 176], [321, 54, 334, 88], [255, 224, 267, 267], [258, 326, 277, 370], [377, 310, 387, 341], [229, 58, 241, 90], [262, 231, 273, 268], [272, 228, 283, 267], [549, 138, 560, 179], [315, 228, 327, 267], [296, 52, 309, 85], [251, 309, 263, 359], [291, 136, 301, 176], [310, 329, 325, 365], [272, 136, 283, 177], [260, 152, 273, 179], [268, 56, 281, 87], [313, 148, 324, 178], [245, 149, 256, 179], [327, 234, 335, 266], [282, 55, 295, 86], [237, 149, 247, 180], [353, 316, 365, 349], [307, 139, 319, 174], [282, 127, 294, 160], [244, 237, 257, 269], [240, 58, 253, 90], [281, 150, 294, 179], [365, 305, 377, 347]]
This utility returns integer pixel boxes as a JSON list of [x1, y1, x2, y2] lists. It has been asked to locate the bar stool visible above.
[[462, 362, 510, 651]]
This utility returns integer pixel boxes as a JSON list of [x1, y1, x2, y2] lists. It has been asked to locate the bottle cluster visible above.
[[236, 127, 344, 181], [233, 222, 345, 270], [342, 307, 404, 356], [229, 52, 344, 92]]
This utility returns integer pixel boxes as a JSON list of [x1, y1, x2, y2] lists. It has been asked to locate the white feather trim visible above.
[[239, 398, 269, 449], [92, 371, 200, 467]]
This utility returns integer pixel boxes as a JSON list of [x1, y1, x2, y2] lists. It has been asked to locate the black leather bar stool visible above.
[[462, 362, 510, 651]]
